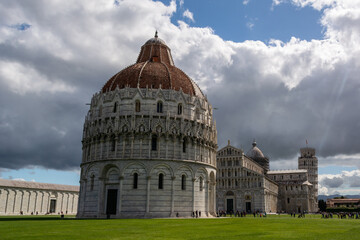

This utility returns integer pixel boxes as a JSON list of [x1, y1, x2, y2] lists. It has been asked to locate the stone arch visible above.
[[84, 164, 99, 179], [149, 163, 173, 177], [194, 167, 208, 181], [100, 164, 119, 179], [121, 162, 147, 177], [174, 164, 194, 179], [226, 191, 234, 196], [106, 167, 120, 182], [121, 124, 130, 133]]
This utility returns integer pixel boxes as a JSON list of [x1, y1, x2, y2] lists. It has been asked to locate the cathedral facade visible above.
[[77, 33, 217, 218], [216, 141, 318, 214]]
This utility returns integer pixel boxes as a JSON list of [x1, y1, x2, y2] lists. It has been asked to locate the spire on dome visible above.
[[252, 139, 257, 147], [155, 30, 158, 38]]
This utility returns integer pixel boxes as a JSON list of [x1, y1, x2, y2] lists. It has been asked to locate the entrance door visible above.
[[49, 199, 56, 213], [226, 199, 234, 214], [246, 202, 251, 213], [106, 189, 118, 215]]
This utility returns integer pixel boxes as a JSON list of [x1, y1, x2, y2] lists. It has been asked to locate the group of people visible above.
[[321, 212, 360, 219], [216, 210, 267, 217], [191, 210, 202, 218], [290, 212, 306, 218]]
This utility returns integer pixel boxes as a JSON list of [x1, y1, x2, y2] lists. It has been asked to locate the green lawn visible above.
[[1, 215, 359, 240]]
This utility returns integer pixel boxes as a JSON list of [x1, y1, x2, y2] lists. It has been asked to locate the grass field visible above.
[[1, 215, 359, 240]]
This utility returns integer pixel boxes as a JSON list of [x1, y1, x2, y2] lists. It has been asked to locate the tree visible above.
[[318, 199, 327, 212]]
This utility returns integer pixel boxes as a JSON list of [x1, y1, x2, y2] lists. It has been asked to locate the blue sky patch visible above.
[[10, 23, 31, 31], [159, 0, 324, 42]]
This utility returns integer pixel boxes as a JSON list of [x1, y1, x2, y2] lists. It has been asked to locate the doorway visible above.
[[246, 202, 251, 213], [226, 199, 234, 214], [49, 199, 56, 213], [106, 189, 118, 215]]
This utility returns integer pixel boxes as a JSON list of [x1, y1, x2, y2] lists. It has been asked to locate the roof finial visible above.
[[252, 139, 257, 147], [155, 30, 158, 38]]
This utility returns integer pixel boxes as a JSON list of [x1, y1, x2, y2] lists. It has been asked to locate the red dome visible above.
[[102, 33, 202, 97]]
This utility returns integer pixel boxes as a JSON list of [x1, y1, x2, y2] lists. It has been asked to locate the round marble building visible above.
[[77, 33, 217, 218]]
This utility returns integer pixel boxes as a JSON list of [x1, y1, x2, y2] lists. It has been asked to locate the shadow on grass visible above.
[[0, 216, 85, 221], [0, 216, 130, 221]]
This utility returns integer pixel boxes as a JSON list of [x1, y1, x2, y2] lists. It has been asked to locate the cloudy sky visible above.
[[0, 0, 359, 195]]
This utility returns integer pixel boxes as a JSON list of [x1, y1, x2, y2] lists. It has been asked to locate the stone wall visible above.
[[0, 180, 78, 215], [78, 159, 216, 218]]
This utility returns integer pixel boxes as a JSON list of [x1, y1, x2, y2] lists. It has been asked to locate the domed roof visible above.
[[102, 32, 204, 98], [246, 141, 265, 159]]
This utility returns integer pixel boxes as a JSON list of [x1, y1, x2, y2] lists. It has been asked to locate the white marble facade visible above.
[[0, 179, 78, 215], [216, 143, 278, 214], [217, 142, 318, 214], [77, 34, 217, 218]]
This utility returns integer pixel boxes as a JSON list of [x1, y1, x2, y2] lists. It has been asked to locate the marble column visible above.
[[19, 190, 24, 213], [4, 189, 9, 214], [192, 178, 196, 212], [80, 179, 87, 214], [205, 180, 209, 216], [117, 176, 123, 216], [130, 135, 134, 158], [114, 136, 119, 158], [97, 178, 105, 217], [33, 191, 38, 213], [170, 176, 176, 216], [12, 189, 17, 213], [146, 176, 151, 214]]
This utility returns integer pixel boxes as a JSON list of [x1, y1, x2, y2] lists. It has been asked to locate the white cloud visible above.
[[246, 22, 254, 29], [183, 9, 194, 22], [0, 61, 76, 95], [13, 178, 26, 181], [289, 0, 337, 10], [319, 154, 360, 169], [243, 0, 250, 5], [319, 170, 360, 195]]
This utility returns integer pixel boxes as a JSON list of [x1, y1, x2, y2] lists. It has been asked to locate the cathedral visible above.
[[77, 33, 217, 218], [216, 141, 318, 214]]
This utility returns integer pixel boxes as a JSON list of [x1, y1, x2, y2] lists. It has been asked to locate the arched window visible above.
[[98, 105, 102, 117], [90, 175, 95, 191], [158, 173, 164, 189], [199, 177, 203, 191], [178, 103, 182, 115], [181, 175, 186, 190], [87, 145, 91, 158], [183, 138, 187, 153], [135, 100, 141, 112], [157, 101, 163, 113], [195, 108, 200, 120], [113, 102, 117, 113], [151, 135, 157, 151], [111, 138, 116, 151], [133, 173, 138, 189]]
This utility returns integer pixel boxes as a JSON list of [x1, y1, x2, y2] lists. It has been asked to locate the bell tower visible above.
[[298, 147, 318, 211]]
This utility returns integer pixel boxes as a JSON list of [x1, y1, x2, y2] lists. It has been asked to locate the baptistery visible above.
[[77, 33, 217, 218]]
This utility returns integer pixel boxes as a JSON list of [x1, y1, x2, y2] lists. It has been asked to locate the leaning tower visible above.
[[298, 147, 318, 212]]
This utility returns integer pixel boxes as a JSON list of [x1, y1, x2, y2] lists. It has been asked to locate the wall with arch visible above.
[[0, 180, 78, 215], [78, 159, 216, 218]]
